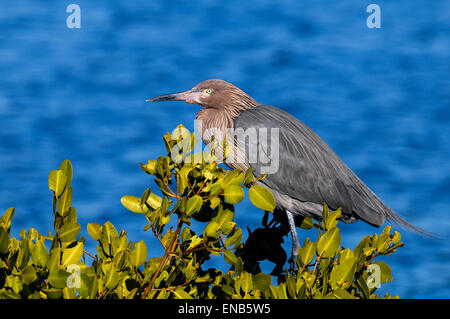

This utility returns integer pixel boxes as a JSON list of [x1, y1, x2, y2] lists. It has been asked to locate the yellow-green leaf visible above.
[[224, 227, 242, 248], [299, 238, 316, 266], [48, 170, 68, 197], [61, 241, 84, 267], [203, 221, 220, 238], [1, 207, 15, 231], [58, 222, 80, 242], [222, 169, 244, 188], [329, 249, 356, 289], [87, 223, 102, 241], [317, 227, 341, 258], [121, 195, 149, 214], [248, 185, 276, 212], [325, 208, 342, 230], [57, 187, 72, 216], [173, 288, 193, 299], [223, 250, 238, 266], [146, 193, 163, 210], [185, 195, 203, 216], [21, 265, 37, 285], [130, 240, 148, 267], [48, 268, 69, 289], [240, 272, 253, 294], [223, 184, 244, 204], [140, 160, 157, 175], [58, 160, 73, 187]]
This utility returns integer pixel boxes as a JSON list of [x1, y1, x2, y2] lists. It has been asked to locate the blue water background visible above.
[[0, 1, 448, 298]]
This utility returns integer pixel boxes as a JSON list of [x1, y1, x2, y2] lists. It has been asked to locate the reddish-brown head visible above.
[[147, 79, 258, 113]]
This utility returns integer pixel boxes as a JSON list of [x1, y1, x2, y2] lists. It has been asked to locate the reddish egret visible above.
[[147, 79, 427, 270]]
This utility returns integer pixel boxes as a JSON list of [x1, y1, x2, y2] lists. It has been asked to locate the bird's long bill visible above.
[[146, 89, 200, 104]]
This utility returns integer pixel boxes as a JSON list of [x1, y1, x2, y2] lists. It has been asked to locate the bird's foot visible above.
[[288, 252, 299, 274]]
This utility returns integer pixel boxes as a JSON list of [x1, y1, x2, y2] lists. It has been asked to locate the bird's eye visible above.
[[205, 88, 214, 94]]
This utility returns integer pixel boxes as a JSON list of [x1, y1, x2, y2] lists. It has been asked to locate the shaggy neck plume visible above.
[[196, 89, 258, 145]]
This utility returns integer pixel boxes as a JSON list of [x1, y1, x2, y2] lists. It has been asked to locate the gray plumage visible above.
[[235, 104, 402, 227]]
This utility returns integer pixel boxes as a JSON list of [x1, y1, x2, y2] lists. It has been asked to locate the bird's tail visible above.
[[384, 207, 441, 239]]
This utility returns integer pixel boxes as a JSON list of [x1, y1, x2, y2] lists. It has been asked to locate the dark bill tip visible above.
[[146, 94, 178, 102], [146, 90, 194, 103]]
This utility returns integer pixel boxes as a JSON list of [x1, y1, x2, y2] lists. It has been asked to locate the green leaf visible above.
[[173, 288, 193, 299], [140, 160, 157, 175], [299, 216, 314, 229], [356, 275, 370, 299], [317, 227, 341, 258], [223, 250, 238, 266], [117, 233, 128, 252], [392, 231, 401, 244], [248, 185, 276, 212], [17, 238, 31, 269], [0, 290, 21, 299], [243, 167, 255, 186], [0, 207, 14, 231], [58, 222, 81, 242], [286, 274, 297, 298], [114, 250, 128, 270], [48, 268, 70, 289], [185, 195, 203, 216], [103, 263, 120, 291], [130, 240, 148, 267], [6, 275, 23, 294], [87, 223, 102, 241], [268, 285, 278, 299], [240, 271, 253, 294], [277, 282, 288, 299], [61, 241, 84, 267], [321, 202, 329, 227], [223, 184, 245, 204], [89, 275, 99, 299], [46, 247, 62, 273], [57, 186, 72, 216], [373, 261, 393, 284], [209, 196, 221, 208], [0, 227, 10, 254], [252, 273, 271, 292], [146, 192, 163, 210], [187, 235, 203, 250], [354, 235, 371, 258], [21, 265, 37, 285], [100, 222, 119, 257], [376, 226, 392, 253], [299, 238, 316, 266], [31, 240, 49, 267], [178, 165, 194, 194], [212, 207, 235, 235], [330, 289, 354, 299], [224, 227, 242, 248], [204, 221, 220, 238], [121, 195, 149, 214], [76, 273, 93, 298], [222, 169, 244, 187], [58, 160, 73, 187], [180, 227, 192, 242], [325, 208, 342, 230], [329, 249, 357, 289], [48, 170, 68, 197]]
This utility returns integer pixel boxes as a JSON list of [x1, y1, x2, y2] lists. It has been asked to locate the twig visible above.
[[83, 250, 98, 261], [142, 216, 183, 299]]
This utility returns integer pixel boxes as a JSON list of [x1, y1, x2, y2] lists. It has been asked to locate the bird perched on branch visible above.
[[147, 79, 429, 270]]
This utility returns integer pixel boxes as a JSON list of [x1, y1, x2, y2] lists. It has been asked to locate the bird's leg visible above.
[[286, 210, 300, 274]]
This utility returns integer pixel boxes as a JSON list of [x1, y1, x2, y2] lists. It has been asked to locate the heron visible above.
[[147, 79, 428, 270]]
